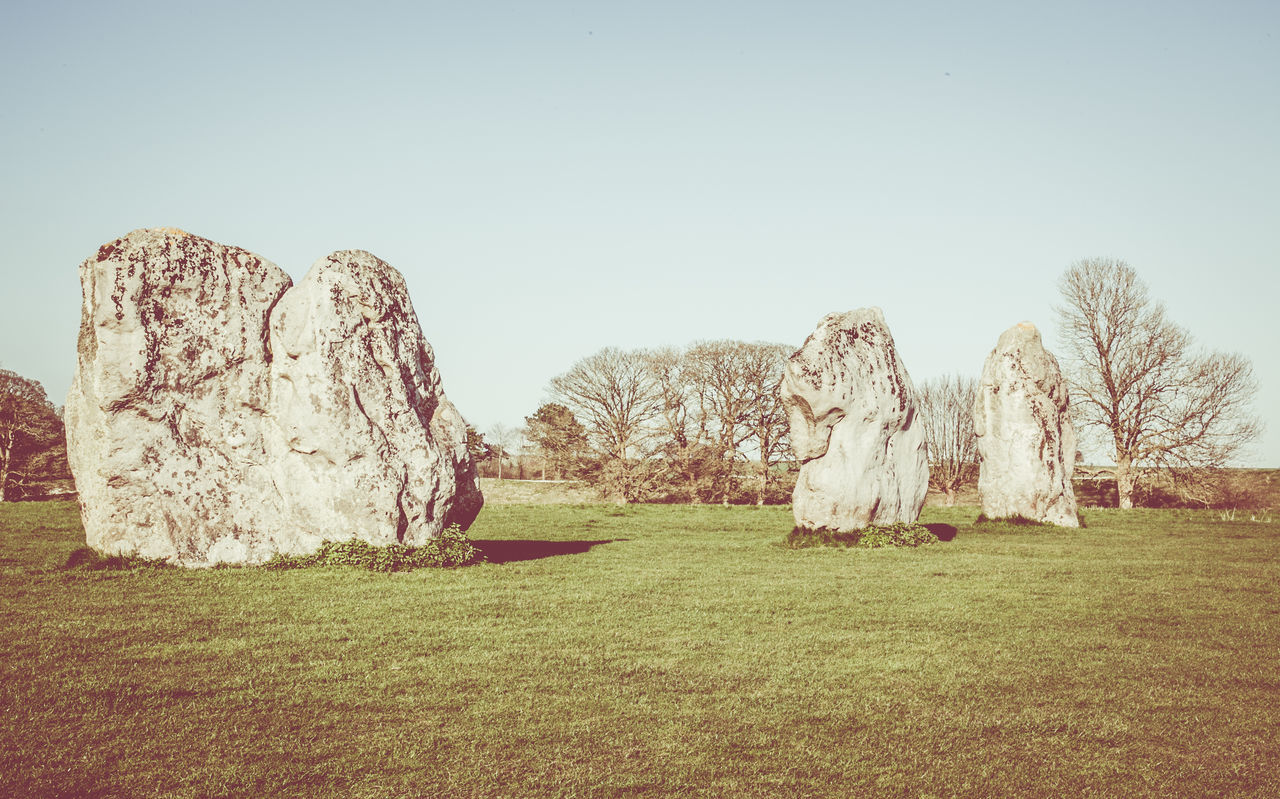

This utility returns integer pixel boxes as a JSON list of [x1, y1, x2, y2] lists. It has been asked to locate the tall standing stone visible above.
[[65, 229, 293, 563], [265, 250, 482, 548], [973, 322, 1079, 526], [782, 308, 929, 531], [65, 228, 482, 565]]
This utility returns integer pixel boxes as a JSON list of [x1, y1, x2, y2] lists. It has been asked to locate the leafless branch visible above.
[[1054, 258, 1262, 507]]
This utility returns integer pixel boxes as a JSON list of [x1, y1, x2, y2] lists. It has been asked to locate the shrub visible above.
[[264, 524, 482, 572], [786, 522, 939, 549]]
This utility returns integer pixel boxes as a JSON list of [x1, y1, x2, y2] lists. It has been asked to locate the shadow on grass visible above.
[[923, 523, 959, 542], [474, 539, 625, 564]]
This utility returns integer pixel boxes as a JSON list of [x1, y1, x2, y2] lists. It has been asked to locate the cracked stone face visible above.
[[782, 308, 929, 532], [972, 322, 1079, 527], [65, 228, 482, 566]]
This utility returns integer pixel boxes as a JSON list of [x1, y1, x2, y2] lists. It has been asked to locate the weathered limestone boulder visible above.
[[65, 230, 292, 563], [783, 308, 929, 531], [65, 228, 482, 565], [973, 322, 1078, 526], [266, 251, 482, 548]]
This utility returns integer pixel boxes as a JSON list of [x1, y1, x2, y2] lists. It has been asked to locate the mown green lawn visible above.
[[1, 501, 1277, 798]]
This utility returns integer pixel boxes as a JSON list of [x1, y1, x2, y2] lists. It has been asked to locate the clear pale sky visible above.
[[2, 1, 1277, 465]]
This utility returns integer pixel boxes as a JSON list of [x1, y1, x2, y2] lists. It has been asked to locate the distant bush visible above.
[[786, 522, 939, 549], [264, 524, 482, 572], [1158, 470, 1269, 511], [1072, 475, 1118, 508], [646, 467, 799, 506]]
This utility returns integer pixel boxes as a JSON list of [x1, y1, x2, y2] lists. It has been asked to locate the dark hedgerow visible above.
[[264, 524, 482, 572], [786, 522, 939, 549]]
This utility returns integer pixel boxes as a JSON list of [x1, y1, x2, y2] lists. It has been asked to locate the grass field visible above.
[[2, 500, 1278, 798]]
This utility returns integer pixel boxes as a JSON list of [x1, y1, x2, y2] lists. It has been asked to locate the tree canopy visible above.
[[0, 369, 70, 501], [545, 341, 794, 504]]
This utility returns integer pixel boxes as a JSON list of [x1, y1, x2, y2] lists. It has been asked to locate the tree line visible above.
[[476, 259, 1261, 509], [467, 347, 990, 507], [471, 341, 795, 504]]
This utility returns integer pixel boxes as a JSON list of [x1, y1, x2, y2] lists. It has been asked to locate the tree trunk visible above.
[[944, 486, 957, 507], [1115, 453, 1134, 509], [720, 450, 732, 507], [0, 439, 10, 502], [756, 463, 768, 506], [684, 455, 702, 505], [617, 443, 630, 504]]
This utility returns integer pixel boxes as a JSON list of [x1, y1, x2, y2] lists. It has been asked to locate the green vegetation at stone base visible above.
[[264, 524, 481, 571], [55, 523, 482, 572], [975, 512, 1089, 529], [786, 521, 938, 548], [2, 500, 1278, 798]]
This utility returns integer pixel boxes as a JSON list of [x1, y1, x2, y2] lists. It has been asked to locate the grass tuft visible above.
[[63, 546, 173, 571], [974, 512, 1089, 529], [786, 521, 939, 549]]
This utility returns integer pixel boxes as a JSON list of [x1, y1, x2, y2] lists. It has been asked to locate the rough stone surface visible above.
[[266, 251, 482, 548], [65, 228, 482, 565], [973, 322, 1079, 526], [782, 308, 929, 531]]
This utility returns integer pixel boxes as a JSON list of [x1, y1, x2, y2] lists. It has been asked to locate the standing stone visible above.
[[65, 229, 293, 563], [265, 250, 483, 548], [973, 322, 1079, 526], [65, 228, 482, 565], [782, 308, 929, 531]]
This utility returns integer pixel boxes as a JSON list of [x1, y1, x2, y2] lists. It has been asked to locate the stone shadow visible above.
[[923, 523, 959, 542], [474, 539, 624, 564]]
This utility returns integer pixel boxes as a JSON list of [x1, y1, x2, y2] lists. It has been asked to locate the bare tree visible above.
[[688, 341, 758, 504], [917, 374, 978, 506], [1056, 258, 1261, 508], [544, 342, 794, 505], [646, 347, 719, 503], [738, 342, 793, 505], [548, 347, 663, 503], [488, 422, 518, 481]]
